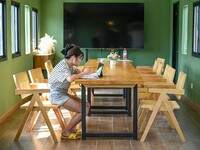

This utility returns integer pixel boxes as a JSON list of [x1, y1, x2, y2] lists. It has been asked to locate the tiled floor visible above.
[[0, 89, 200, 150]]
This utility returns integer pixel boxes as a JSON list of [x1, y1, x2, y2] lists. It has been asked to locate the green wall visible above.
[[0, 0, 40, 117], [170, 0, 200, 107], [40, 0, 170, 66], [0, 0, 172, 118], [1, 0, 200, 119]]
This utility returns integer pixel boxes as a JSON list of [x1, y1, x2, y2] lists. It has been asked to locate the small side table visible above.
[[33, 53, 55, 69]]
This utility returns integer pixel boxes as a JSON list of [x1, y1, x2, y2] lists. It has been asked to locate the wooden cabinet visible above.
[[33, 53, 55, 69]]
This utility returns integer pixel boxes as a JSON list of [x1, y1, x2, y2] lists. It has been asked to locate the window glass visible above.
[[181, 5, 188, 55], [25, 5, 30, 54], [32, 9, 38, 50], [11, 2, 20, 56], [192, 2, 200, 57]]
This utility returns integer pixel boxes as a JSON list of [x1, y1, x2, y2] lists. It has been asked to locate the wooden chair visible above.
[[44, 60, 53, 78], [29, 67, 79, 118], [28, 68, 49, 101], [142, 64, 176, 85], [136, 58, 165, 72], [138, 65, 176, 109], [157, 57, 165, 64], [138, 65, 176, 117], [13, 72, 66, 143], [138, 71, 187, 142], [137, 62, 165, 95], [139, 61, 165, 77], [137, 59, 158, 73], [137, 62, 166, 90], [138, 66, 176, 119], [138, 64, 174, 100], [28, 67, 48, 83]]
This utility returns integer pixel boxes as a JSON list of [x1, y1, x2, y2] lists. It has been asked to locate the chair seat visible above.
[[21, 100, 59, 109], [140, 100, 180, 111], [138, 93, 151, 99], [138, 87, 148, 93]]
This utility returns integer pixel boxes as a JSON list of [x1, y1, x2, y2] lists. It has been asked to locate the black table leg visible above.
[[127, 88, 132, 116], [123, 88, 126, 99], [85, 49, 88, 62], [133, 85, 138, 140], [81, 85, 86, 140], [87, 88, 91, 116], [125, 88, 128, 111]]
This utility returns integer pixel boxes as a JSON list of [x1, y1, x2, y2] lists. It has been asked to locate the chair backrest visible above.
[[13, 72, 31, 99], [157, 57, 165, 64], [155, 62, 164, 75], [175, 71, 187, 99], [166, 67, 176, 83], [28, 68, 45, 83], [163, 64, 176, 83], [163, 64, 171, 79], [44, 60, 53, 78], [152, 58, 165, 73], [152, 60, 158, 72]]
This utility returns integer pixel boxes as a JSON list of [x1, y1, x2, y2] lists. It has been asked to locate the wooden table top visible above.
[[75, 59, 143, 87]]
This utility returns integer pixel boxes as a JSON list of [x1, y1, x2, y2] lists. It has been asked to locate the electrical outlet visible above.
[[191, 83, 193, 89]]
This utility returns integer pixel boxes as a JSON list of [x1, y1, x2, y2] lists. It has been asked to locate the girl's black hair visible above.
[[61, 44, 84, 59]]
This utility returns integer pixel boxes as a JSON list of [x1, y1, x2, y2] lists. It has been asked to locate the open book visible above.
[[81, 63, 104, 79]]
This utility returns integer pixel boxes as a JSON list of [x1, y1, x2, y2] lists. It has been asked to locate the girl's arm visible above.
[[66, 68, 91, 82]]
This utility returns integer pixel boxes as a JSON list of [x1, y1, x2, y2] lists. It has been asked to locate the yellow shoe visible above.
[[75, 129, 82, 136], [61, 133, 80, 140]]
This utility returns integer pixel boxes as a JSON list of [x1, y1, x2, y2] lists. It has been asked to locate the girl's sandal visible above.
[[61, 133, 81, 140], [75, 129, 82, 136]]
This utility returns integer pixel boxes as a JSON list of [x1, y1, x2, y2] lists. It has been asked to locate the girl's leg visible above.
[[69, 95, 90, 131], [61, 98, 81, 136], [70, 94, 90, 114], [61, 97, 90, 136]]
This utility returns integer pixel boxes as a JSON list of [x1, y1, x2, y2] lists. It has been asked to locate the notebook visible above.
[[81, 63, 104, 79]]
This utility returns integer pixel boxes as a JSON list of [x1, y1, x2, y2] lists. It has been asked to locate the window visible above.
[[0, 0, 6, 60], [25, 5, 30, 54], [11, 2, 20, 57], [181, 5, 188, 55], [32, 8, 38, 50], [192, 1, 200, 57]]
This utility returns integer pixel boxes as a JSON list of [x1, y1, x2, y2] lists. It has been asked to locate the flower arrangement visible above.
[[107, 51, 120, 61], [36, 33, 57, 54]]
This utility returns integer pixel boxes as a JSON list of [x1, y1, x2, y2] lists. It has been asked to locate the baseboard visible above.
[[182, 96, 200, 114], [0, 103, 20, 124]]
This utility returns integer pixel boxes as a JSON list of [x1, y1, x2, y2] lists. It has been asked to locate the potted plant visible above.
[[35, 33, 57, 54], [107, 51, 120, 66]]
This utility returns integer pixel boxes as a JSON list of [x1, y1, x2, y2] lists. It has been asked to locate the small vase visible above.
[[110, 60, 117, 67]]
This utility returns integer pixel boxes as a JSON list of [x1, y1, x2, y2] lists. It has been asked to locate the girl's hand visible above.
[[83, 67, 92, 74]]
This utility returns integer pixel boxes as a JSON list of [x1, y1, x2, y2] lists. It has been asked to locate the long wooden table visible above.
[[75, 59, 143, 140]]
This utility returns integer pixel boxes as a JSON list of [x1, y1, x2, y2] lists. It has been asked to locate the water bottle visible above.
[[123, 48, 127, 60]]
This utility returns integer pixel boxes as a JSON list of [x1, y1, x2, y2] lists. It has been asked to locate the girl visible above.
[[48, 44, 90, 140]]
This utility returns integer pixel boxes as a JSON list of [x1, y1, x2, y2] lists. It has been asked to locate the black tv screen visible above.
[[64, 3, 144, 49]]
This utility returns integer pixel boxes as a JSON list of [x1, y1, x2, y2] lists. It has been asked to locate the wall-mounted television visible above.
[[64, 3, 144, 49]]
